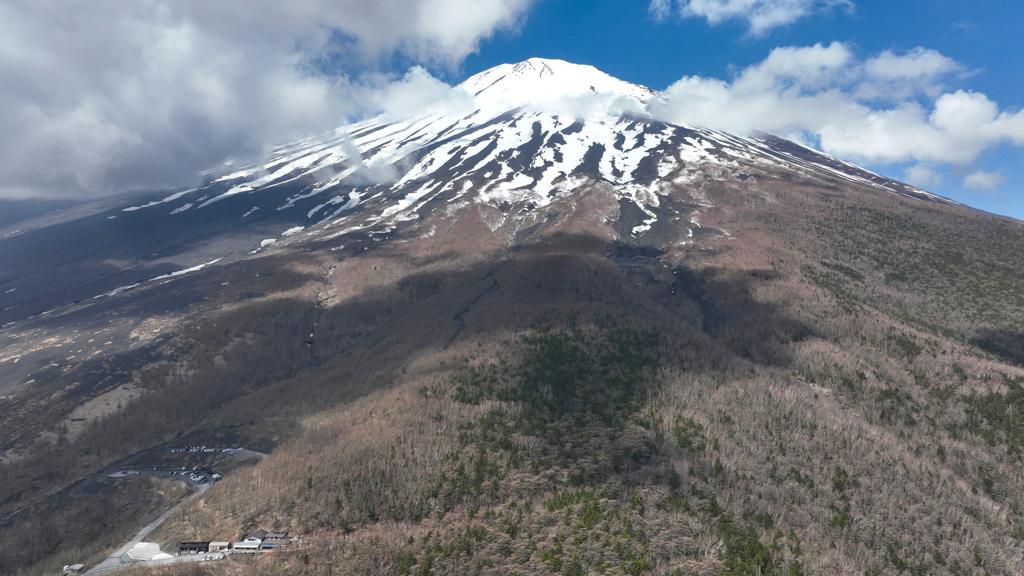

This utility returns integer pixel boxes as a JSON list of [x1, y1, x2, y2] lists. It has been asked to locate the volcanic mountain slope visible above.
[[0, 59, 947, 328], [2, 59, 1024, 575]]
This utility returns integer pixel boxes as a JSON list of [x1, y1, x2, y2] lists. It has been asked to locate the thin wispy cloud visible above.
[[649, 0, 853, 36], [963, 171, 1006, 191], [904, 164, 942, 188]]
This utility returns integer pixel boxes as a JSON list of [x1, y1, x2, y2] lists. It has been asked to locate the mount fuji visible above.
[[0, 58, 953, 327], [6, 58, 1024, 576]]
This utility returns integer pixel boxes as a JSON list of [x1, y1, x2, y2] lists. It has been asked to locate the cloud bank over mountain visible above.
[[0, 0, 534, 199], [3, 1, 1022, 203], [654, 42, 1024, 174]]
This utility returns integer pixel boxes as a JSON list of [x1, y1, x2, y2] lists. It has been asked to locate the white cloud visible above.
[[863, 48, 963, 83], [376, 67, 473, 120], [859, 47, 966, 100], [655, 43, 1024, 166], [650, 0, 853, 36], [0, 0, 535, 199], [963, 171, 1006, 190], [903, 164, 942, 189]]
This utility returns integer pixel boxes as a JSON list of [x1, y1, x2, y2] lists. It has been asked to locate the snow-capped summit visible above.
[[458, 58, 658, 115], [176, 58, 942, 222], [96, 57, 952, 267]]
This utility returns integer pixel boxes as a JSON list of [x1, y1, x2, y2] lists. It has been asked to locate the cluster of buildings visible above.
[[177, 529, 294, 555]]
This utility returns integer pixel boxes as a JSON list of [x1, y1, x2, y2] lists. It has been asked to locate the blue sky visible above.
[[454, 0, 1024, 219], [2, 0, 1022, 220]]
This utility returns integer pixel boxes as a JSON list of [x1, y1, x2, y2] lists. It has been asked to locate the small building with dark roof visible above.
[[234, 529, 269, 553], [261, 537, 289, 551], [178, 542, 210, 555]]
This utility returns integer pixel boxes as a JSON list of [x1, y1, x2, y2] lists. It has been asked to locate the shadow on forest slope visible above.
[[973, 328, 1024, 367], [0, 232, 806, 518], [0, 232, 812, 576]]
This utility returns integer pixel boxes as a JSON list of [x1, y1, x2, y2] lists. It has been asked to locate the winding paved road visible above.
[[83, 483, 210, 576], [81, 448, 267, 575]]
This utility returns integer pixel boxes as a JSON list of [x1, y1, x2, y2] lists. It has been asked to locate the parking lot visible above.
[[108, 467, 217, 487], [106, 445, 264, 487]]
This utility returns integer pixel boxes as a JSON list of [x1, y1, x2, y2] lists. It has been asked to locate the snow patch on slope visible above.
[[122, 189, 196, 212]]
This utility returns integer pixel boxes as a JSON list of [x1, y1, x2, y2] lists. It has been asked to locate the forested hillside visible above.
[[114, 171, 1024, 576]]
